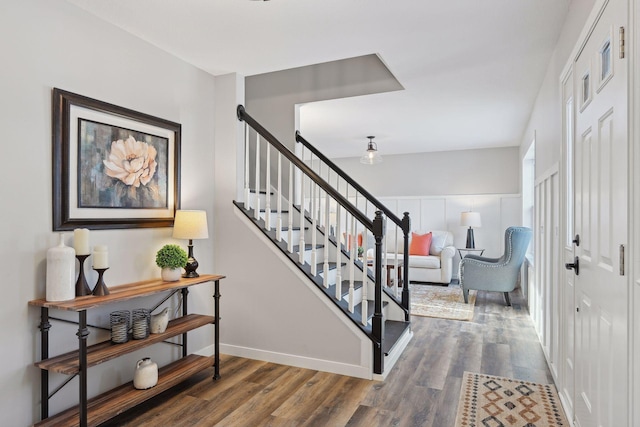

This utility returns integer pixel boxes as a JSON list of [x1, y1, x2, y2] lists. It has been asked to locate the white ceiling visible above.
[[66, 0, 570, 158]]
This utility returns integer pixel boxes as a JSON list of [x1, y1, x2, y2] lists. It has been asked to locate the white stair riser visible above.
[[259, 211, 290, 229], [251, 193, 278, 210]]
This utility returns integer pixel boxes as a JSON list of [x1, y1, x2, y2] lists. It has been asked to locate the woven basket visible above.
[[110, 310, 130, 344]]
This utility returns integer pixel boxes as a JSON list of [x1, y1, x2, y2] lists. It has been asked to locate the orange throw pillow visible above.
[[343, 232, 364, 250], [409, 232, 432, 256]]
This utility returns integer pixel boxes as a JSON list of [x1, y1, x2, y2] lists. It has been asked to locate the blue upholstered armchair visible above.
[[459, 226, 532, 306]]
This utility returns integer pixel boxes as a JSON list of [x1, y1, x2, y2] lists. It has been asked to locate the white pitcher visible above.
[[133, 357, 158, 390], [150, 307, 169, 334]]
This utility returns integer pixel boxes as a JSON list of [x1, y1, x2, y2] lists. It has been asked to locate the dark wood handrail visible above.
[[295, 131, 406, 232], [237, 105, 374, 232]]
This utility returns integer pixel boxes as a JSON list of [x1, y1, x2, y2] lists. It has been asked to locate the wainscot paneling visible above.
[[378, 194, 522, 279]]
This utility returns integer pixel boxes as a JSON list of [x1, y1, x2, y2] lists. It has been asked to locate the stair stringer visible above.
[[220, 205, 375, 379]]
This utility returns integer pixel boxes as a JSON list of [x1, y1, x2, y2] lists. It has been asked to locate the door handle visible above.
[[573, 234, 580, 246], [565, 256, 580, 275]]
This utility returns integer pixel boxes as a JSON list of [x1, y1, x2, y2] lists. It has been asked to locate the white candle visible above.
[[93, 245, 108, 269], [74, 228, 90, 255]]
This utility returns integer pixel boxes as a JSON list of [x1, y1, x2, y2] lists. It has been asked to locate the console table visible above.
[[29, 274, 224, 427]]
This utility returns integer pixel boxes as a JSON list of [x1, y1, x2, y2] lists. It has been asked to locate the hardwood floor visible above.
[[101, 288, 553, 427]]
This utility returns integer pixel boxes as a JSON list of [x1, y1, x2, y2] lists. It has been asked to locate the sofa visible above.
[[380, 230, 456, 285]]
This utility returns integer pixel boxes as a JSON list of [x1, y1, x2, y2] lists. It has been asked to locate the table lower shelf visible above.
[[35, 314, 214, 374], [35, 354, 214, 427]]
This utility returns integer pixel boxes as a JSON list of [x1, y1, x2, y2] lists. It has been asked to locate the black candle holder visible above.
[[75, 254, 92, 296], [92, 267, 110, 296]]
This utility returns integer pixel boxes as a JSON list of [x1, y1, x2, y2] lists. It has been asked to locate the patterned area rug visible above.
[[410, 284, 476, 321], [455, 372, 569, 427]]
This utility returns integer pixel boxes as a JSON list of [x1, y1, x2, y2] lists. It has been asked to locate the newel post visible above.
[[373, 210, 386, 375], [402, 212, 411, 320]]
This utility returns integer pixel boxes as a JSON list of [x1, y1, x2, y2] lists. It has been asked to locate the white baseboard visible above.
[[197, 343, 374, 380], [372, 329, 414, 381]]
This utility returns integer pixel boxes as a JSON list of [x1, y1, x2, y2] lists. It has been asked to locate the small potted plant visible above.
[[155, 244, 188, 281]]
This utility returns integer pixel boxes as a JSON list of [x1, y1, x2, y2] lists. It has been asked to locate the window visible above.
[[600, 39, 612, 81], [581, 72, 590, 107], [565, 98, 574, 247]]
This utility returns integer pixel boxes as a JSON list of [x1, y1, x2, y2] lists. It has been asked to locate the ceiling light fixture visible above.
[[360, 136, 383, 165]]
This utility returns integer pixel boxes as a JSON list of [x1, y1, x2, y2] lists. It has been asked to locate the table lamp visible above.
[[460, 211, 481, 249], [172, 210, 209, 278]]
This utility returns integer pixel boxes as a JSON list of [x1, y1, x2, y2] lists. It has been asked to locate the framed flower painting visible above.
[[52, 88, 181, 230]]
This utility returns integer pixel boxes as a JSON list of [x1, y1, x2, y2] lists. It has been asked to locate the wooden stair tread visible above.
[[383, 320, 411, 355], [316, 262, 346, 273], [328, 280, 364, 299], [353, 300, 388, 321], [35, 314, 214, 374], [259, 209, 289, 213], [293, 244, 324, 251], [34, 354, 213, 427]]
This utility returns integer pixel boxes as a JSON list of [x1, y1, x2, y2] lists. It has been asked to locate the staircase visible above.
[[235, 105, 412, 377]]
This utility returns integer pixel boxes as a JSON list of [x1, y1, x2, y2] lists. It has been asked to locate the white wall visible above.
[[333, 146, 520, 197], [519, 0, 597, 172], [332, 147, 522, 279], [0, 2, 216, 425], [517, 0, 598, 422], [214, 74, 375, 380], [378, 194, 522, 278]]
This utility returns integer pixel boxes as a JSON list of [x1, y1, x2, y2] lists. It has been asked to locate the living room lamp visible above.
[[460, 211, 481, 249], [360, 136, 383, 165], [172, 210, 209, 278]]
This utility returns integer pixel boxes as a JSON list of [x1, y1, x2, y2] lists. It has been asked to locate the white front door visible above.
[[572, 0, 629, 426], [561, 68, 576, 421]]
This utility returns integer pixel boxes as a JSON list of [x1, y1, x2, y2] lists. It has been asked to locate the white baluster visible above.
[[317, 165, 323, 226], [276, 153, 282, 241], [298, 172, 305, 265], [323, 194, 330, 288], [394, 225, 400, 298], [244, 124, 250, 208], [254, 134, 260, 220], [311, 183, 317, 276], [265, 144, 271, 230], [335, 204, 342, 300], [348, 214, 356, 313], [288, 163, 294, 253], [361, 225, 368, 325]]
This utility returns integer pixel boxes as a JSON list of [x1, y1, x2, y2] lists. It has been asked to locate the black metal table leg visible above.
[[39, 307, 51, 420], [181, 288, 189, 358], [77, 310, 89, 427], [213, 279, 221, 380]]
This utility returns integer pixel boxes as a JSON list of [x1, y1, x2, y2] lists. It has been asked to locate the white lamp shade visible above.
[[173, 210, 209, 239], [460, 211, 481, 228]]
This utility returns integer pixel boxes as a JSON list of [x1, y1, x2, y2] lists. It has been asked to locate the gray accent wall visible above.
[[246, 54, 404, 149], [332, 146, 521, 197]]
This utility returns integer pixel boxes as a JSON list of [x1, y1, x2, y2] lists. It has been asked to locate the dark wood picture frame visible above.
[[52, 88, 181, 230]]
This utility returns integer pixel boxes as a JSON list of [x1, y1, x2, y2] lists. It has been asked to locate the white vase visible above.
[[46, 234, 76, 302], [150, 307, 170, 334], [161, 267, 181, 282], [133, 357, 158, 390]]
